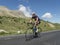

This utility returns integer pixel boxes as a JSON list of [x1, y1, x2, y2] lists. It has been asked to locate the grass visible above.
[[0, 16, 60, 36]]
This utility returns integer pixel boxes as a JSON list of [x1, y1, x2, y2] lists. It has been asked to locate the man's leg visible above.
[[34, 25, 38, 37], [35, 23, 40, 37]]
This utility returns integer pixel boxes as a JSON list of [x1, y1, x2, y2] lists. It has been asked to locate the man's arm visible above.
[[29, 18, 32, 23]]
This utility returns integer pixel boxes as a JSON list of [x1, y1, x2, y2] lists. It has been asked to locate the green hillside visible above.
[[0, 6, 60, 36], [0, 16, 60, 36]]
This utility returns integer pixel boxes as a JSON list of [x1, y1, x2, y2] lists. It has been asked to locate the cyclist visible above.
[[29, 12, 41, 37]]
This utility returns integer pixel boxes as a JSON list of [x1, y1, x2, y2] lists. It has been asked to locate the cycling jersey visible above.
[[32, 15, 40, 24]]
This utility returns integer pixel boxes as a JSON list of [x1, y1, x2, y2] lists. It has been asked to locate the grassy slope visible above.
[[0, 16, 60, 35]]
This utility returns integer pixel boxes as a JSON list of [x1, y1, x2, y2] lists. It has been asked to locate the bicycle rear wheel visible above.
[[37, 27, 42, 38]]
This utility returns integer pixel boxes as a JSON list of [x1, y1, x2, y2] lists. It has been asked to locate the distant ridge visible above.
[[0, 6, 25, 18]]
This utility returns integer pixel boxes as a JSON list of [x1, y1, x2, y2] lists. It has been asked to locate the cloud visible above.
[[19, 5, 32, 17], [42, 12, 53, 18]]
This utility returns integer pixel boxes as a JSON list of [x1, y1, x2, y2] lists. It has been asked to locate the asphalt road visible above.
[[0, 30, 60, 45]]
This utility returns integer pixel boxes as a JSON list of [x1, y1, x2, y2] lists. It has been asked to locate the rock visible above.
[[0, 29, 9, 34], [17, 31, 21, 34]]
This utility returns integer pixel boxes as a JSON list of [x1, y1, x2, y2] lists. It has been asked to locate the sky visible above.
[[0, 0, 60, 23]]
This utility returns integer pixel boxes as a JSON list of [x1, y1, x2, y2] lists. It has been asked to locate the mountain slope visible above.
[[0, 6, 25, 18]]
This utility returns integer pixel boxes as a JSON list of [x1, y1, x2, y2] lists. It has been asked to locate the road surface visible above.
[[0, 30, 60, 45]]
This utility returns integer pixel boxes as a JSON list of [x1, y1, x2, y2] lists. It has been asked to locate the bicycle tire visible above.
[[37, 27, 42, 38], [25, 29, 34, 41]]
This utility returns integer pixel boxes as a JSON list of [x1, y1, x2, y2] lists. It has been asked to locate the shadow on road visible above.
[[25, 34, 41, 41]]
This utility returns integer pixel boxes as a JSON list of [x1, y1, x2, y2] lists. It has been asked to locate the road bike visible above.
[[25, 22, 42, 41]]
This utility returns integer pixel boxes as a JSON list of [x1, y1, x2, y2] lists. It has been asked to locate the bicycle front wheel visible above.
[[25, 29, 34, 41]]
